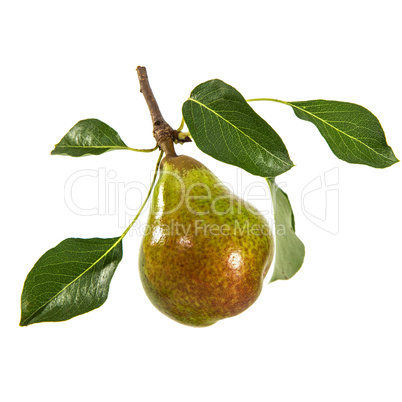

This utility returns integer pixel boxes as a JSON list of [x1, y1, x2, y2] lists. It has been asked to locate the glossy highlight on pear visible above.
[[139, 154, 274, 327]]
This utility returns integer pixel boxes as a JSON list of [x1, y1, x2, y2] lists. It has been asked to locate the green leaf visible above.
[[20, 237, 123, 326], [267, 179, 305, 282], [51, 119, 128, 157], [287, 100, 398, 168], [182, 80, 294, 178]]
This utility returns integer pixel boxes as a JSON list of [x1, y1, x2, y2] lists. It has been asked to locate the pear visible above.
[[139, 154, 274, 327]]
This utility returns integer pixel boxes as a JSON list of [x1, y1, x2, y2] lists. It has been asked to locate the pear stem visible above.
[[137, 66, 188, 157]]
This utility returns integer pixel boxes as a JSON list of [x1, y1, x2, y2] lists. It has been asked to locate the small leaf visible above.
[[267, 179, 305, 282], [20, 237, 123, 326], [51, 119, 128, 157], [182, 80, 294, 178], [288, 100, 398, 168]]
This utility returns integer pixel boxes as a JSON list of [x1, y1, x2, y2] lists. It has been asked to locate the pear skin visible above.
[[139, 155, 274, 327]]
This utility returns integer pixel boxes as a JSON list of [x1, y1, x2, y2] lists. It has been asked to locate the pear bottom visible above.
[[139, 241, 271, 327]]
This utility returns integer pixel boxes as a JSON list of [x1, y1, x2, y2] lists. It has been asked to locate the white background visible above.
[[1, 1, 401, 401]]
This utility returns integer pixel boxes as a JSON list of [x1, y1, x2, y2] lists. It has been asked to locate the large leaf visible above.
[[182, 80, 294, 178], [288, 100, 398, 168], [267, 179, 305, 282], [51, 119, 128, 157], [20, 237, 123, 326]]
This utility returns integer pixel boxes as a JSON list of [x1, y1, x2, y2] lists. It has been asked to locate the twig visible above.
[[137, 66, 188, 157]]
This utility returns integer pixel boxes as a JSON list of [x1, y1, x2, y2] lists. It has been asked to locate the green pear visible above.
[[139, 154, 274, 327]]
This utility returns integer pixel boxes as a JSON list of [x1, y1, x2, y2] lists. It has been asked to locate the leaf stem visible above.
[[119, 149, 164, 239], [247, 98, 290, 106], [176, 117, 185, 132], [127, 144, 159, 153]]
